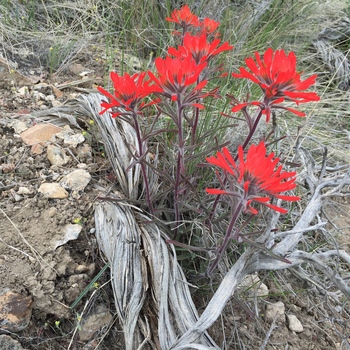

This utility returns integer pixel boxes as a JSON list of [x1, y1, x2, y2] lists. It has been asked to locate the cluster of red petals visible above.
[[166, 4, 200, 28], [97, 72, 161, 117], [200, 18, 220, 34], [166, 5, 221, 36], [206, 142, 300, 214], [231, 48, 320, 122], [168, 33, 233, 64], [148, 55, 208, 101]]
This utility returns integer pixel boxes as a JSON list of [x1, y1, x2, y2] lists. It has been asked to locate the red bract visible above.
[[148, 55, 208, 101], [168, 33, 233, 64], [166, 4, 200, 29], [97, 71, 160, 117], [206, 142, 300, 214], [200, 18, 220, 34], [231, 48, 320, 122]]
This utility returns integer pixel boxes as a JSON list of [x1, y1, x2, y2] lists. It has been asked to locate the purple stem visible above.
[[173, 96, 185, 238], [207, 201, 244, 276]]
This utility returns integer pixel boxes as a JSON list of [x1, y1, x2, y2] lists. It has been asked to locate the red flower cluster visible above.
[[148, 55, 208, 102], [98, 6, 231, 116], [232, 48, 320, 122], [97, 72, 161, 117], [166, 4, 221, 36], [166, 4, 200, 29], [168, 33, 233, 64], [200, 18, 220, 34], [206, 142, 300, 214]]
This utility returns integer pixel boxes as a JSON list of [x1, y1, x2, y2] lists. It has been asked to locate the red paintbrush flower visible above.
[[200, 18, 220, 34], [148, 55, 208, 102], [97, 71, 161, 117], [166, 5, 200, 29], [168, 33, 233, 64], [206, 142, 300, 214], [231, 48, 320, 122]]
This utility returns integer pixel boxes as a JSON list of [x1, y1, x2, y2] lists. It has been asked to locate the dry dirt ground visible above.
[[1, 48, 350, 350]]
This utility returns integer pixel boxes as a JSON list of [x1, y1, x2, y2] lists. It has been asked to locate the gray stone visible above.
[[9, 120, 28, 134], [47, 144, 70, 166], [286, 314, 304, 333], [79, 305, 112, 341], [265, 301, 285, 322], [77, 144, 92, 161], [17, 86, 29, 97], [63, 133, 85, 147], [61, 169, 91, 192], [238, 273, 269, 297], [53, 224, 82, 250], [17, 187, 32, 195], [0, 335, 27, 350]]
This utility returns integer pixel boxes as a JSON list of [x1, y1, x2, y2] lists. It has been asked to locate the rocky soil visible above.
[[0, 47, 350, 350]]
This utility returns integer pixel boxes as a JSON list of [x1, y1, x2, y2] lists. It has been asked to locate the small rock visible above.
[[63, 133, 85, 147], [77, 144, 92, 161], [17, 86, 29, 97], [47, 144, 70, 166], [238, 273, 269, 297], [79, 305, 112, 341], [20, 123, 63, 145], [61, 169, 91, 192], [17, 187, 31, 195], [38, 183, 68, 199], [286, 314, 304, 333], [9, 120, 28, 134], [47, 207, 58, 217], [1, 163, 16, 174], [32, 91, 46, 101], [75, 265, 88, 273], [53, 224, 82, 250], [52, 100, 62, 107], [33, 82, 51, 94], [45, 94, 56, 102], [50, 83, 63, 98], [14, 194, 23, 202], [0, 289, 32, 332], [31, 143, 45, 155], [69, 63, 86, 75], [265, 301, 285, 322], [86, 263, 96, 276], [0, 335, 27, 350], [77, 163, 88, 169], [17, 164, 35, 180]]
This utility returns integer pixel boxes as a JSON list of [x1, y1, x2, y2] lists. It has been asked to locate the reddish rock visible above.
[[31, 143, 45, 155], [0, 289, 33, 332], [20, 123, 63, 145]]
